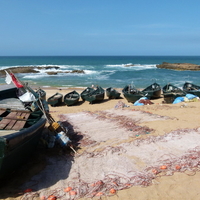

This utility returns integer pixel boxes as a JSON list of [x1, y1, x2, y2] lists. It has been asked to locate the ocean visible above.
[[0, 56, 200, 89]]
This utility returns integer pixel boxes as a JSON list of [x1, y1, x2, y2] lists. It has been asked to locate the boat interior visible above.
[[0, 98, 44, 135]]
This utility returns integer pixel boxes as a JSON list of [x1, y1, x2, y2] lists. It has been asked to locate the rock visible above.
[[0, 66, 85, 77], [0, 66, 60, 77], [65, 70, 85, 74], [156, 62, 200, 71], [71, 70, 85, 74], [46, 72, 58, 75]]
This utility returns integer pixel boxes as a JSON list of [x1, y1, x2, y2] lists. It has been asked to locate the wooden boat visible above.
[[47, 92, 63, 106], [183, 82, 200, 97], [142, 82, 162, 99], [81, 87, 95, 101], [106, 87, 121, 99], [64, 90, 80, 106], [36, 88, 46, 101], [122, 85, 152, 103], [82, 86, 105, 104], [162, 84, 186, 103], [0, 84, 47, 179]]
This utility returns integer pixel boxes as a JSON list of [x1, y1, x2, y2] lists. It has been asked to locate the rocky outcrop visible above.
[[156, 62, 200, 71], [0, 66, 85, 77], [69, 70, 85, 74]]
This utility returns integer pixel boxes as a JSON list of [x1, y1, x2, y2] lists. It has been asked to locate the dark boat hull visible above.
[[47, 92, 63, 106], [81, 87, 94, 101], [83, 86, 105, 103], [122, 85, 152, 103], [0, 85, 47, 179], [106, 87, 121, 99], [0, 115, 46, 179], [64, 90, 80, 106], [183, 82, 200, 97], [142, 82, 162, 99], [163, 84, 186, 103]]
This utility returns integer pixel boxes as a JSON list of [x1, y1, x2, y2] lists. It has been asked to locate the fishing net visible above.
[[20, 109, 200, 200]]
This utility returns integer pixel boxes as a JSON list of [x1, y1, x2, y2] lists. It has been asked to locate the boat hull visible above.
[[64, 91, 80, 106], [106, 87, 121, 99], [163, 84, 186, 103], [83, 86, 105, 104], [142, 83, 162, 99], [0, 85, 47, 179], [0, 116, 46, 179], [122, 85, 152, 103], [47, 92, 63, 106], [81, 87, 94, 101], [183, 82, 200, 97]]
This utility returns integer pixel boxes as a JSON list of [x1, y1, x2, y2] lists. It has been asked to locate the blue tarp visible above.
[[134, 97, 148, 106], [173, 93, 199, 104]]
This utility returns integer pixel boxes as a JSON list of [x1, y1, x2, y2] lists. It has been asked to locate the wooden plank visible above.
[[0, 118, 13, 129], [5, 119, 17, 130], [0, 112, 18, 129], [10, 112, 30, 130], [0, 111, 30, 130], [12, 120, 27, 130]]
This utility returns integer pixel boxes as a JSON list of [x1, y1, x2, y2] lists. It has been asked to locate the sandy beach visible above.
[[1, 86, 200, 200]]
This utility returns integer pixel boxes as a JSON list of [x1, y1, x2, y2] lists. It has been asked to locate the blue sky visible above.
[[0, 0, 200, 56]]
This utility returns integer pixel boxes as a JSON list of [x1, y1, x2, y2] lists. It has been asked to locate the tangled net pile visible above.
[[114, 100, 129, 109]]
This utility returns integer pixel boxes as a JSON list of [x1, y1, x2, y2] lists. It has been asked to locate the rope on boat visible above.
[[36, 94, 73, 148], [36, 93, 78, 152]]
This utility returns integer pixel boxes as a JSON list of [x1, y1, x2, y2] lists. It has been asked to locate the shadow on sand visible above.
[[0, 122, 83, 199]]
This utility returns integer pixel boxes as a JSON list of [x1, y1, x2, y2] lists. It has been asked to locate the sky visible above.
[[0, 0, 200, 56]]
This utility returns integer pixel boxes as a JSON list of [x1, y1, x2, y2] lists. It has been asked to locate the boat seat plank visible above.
[[5, 119, 17, 130], [11, 113, 30, 130], [0, 112, 18, 129], [0, 111, 30, 130]]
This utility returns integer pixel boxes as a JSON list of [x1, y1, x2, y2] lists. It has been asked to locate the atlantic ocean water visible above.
[[0, 56, 200, 89]]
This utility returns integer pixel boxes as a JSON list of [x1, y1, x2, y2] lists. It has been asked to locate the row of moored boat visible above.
[[44, 82, 200, 106]]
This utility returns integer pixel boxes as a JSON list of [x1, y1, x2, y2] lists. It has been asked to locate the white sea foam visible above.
[[23, 74, 49, 79], [84, 70, 99, 75], [105, 63, 157, 70]]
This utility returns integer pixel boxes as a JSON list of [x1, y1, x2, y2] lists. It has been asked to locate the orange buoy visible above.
[[96, 192, 103, 196], [90, 182, 96, 187], [69, 190, 77, 196], [160, 165, 167, 170], [96, 180, 103, 185], [47, 195, 57, 200], [152, 169, 158, 174], [64, 187, 72, 192], [175, 165, 181, 170], [110, 188, 116, 194]]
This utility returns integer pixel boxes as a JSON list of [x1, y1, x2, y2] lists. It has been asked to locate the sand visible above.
[[1, 87, 200, 200]]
